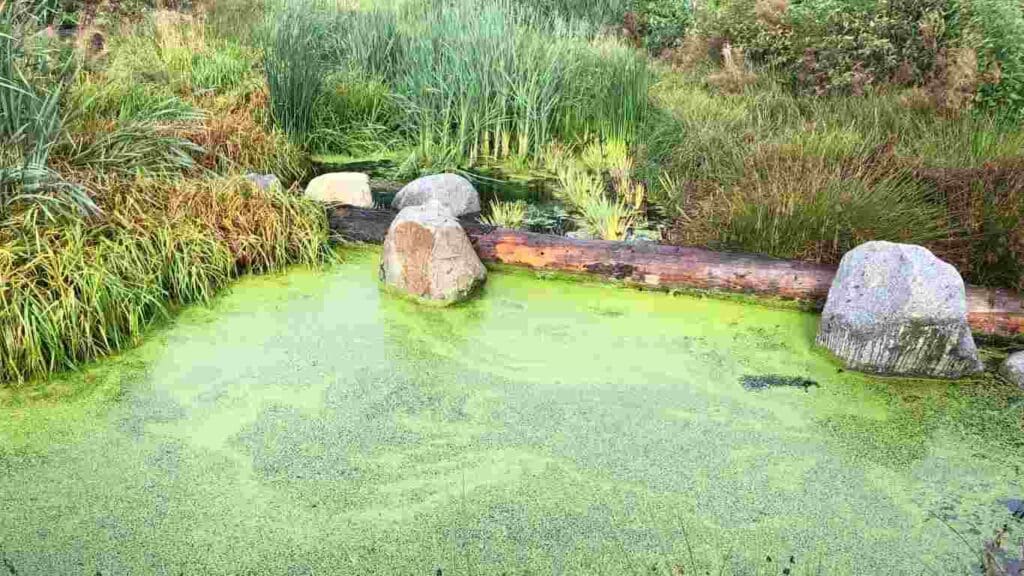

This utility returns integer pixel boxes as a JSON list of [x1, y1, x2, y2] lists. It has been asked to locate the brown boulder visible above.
[[380, 201, 486, 304]]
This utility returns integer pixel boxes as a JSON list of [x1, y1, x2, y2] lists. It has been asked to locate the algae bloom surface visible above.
[[1, 248, 1022, 575]]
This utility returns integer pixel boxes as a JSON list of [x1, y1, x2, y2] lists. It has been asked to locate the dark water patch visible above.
[[1005, 498, 1024, 520], [741, 374, 819, 392], [464, 168, 553, 204]]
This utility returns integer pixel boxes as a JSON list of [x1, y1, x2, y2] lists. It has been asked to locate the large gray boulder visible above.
[[391, 173, 480, 217], [380, 200, 486, 305], [305, 172, 373, 207], [999, 352, 1024, 389], [816, 241, 983, 378]]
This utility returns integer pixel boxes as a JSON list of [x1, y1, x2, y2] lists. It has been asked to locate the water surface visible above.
[[2, 248, 1022, 575]]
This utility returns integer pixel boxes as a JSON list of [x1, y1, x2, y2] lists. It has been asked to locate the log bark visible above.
[[328, 205, 1024, 337]]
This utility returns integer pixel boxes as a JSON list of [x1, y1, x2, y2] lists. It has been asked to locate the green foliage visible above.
[[514, 0, 631, 27], [0, 176, 333, 383], [308, 73, 402, 155], [481, 199, 528, 228], [696, 0, 963, 95], [719, 165, 947, 262], [968, 0, 1024, 118], [271, 0, 653, 168], [0, 214, 233, 382], [1, 4, 96, 218], [189, 41, 253, 93], [555, 158, 646, 240], [633, 0, 692, 52], [264, 1, 325, 140]]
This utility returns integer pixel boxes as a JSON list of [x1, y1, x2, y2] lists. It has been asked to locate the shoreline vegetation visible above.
[[3, 0, 1024, 373], [2, 0, 1023, 572]]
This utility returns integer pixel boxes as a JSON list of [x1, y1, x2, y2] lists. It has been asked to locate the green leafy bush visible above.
[[968, 0, 1024, 118], [633, 0, 692, 52]]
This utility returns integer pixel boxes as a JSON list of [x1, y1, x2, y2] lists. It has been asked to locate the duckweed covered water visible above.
[[2, 248, 1022, 575]]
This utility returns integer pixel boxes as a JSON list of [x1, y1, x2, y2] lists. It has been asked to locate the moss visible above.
[[1, 253, 1021, 574]]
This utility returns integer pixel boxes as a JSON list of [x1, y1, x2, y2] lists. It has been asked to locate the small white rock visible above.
[[305, 173, 373, 207]]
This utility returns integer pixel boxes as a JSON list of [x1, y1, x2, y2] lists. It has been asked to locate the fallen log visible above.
[[328, 205, 1024, 338]]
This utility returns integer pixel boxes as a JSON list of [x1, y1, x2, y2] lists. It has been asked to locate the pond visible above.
[[1, 248, 1021, 575]]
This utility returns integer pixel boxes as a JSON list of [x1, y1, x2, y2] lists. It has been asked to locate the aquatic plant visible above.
[[480, 199, 527, 229], [264, 0, 325, 141], [274, 0, 652, 166]]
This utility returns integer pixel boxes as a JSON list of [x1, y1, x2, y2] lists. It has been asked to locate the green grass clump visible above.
[[267, 0, 653, 167], [0, 214, 233, 382], [264, 1, 325, 141], [0, 175, 333, 384], [480, 199, 528, 229]]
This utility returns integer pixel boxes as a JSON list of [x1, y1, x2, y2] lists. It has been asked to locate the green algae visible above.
[[1, 247, 1022, 575]]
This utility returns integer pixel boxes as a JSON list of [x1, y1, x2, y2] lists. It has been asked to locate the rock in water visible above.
[[305, 172, 373, 207], [381, 201, 486, 305], [816, 241, 982, 378], [391, 173, 481, 217], [999, 352, 1024, 389]]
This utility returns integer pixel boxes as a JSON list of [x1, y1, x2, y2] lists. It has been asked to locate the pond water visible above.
[[2, 248, 1022, 575]]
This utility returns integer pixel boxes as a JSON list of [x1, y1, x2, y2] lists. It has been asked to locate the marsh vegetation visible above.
[[4, 0, 1024, 381]]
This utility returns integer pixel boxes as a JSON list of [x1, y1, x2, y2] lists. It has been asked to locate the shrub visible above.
[[632, 0, 692, 53], [693, 0, 969, 98]]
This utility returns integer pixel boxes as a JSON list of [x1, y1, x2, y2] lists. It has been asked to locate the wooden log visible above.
[[328, 205, 1024, 337]]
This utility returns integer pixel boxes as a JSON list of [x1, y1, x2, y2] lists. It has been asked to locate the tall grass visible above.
[[0, 175, 333, 383], [269, 0, 653, 166], [264, 1, 325, 140], [0, 212, 233, 382], [1, 2, 96, 218]]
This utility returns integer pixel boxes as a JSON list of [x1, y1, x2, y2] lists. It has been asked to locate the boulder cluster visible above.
[[303, 171, 1017, 381], [305, 172, 486, 305]]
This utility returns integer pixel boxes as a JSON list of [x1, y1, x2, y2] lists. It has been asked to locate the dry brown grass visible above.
[[660, 35, 712, 70], [914, 159, 1024, 288], [755, 0, 789, 29], [900, 47, 982, 116], [706, 42, 758, 94], [184, 87, 309, 185]]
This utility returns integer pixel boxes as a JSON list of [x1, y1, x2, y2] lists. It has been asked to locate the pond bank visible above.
[[2, 248, 1021, 574], [329, 206, 1024, 339]]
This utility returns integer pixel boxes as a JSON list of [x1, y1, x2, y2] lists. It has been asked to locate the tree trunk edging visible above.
[[328, 205, 1024, 338]]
